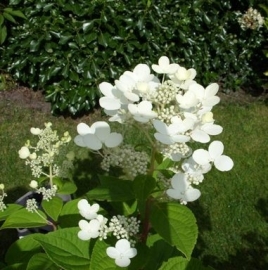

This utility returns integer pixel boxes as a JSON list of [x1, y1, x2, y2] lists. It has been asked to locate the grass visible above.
[[0, 98, 268, 269]]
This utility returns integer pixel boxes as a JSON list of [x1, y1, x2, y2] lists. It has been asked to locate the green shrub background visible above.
[[0, 0, 267, 114]]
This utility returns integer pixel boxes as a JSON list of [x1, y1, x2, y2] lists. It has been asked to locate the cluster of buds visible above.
[[0, 184, 7, 212], [77, 199, 138, 267], [18, 123, 73, 201], [238, 7, 264, 30], [101, 145, 149, 179]]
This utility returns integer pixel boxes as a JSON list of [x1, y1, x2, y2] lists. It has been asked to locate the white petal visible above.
[[78, 220, 89, 230], [191, 129, 210, 143], [209, 141, 224, 159], [205, 83, 219, 98], [104, 133, 123, 148], [116, 239, 131, 251], [184, 188, 201, 202], [77, 199, 88, 210], [124, 248, 137, 259], [106, 247, 119, 259], [153, 120, 169, 135], [115, 257, 131, 267], [192, 149, 210, 165], [124, 91, 139, 102], [74, 135, 86, 147], [172, 134, 190, 143], [214, 155, 234, 171], [99, 82, 114, 97], [128, 104, 138, 114], [77, 123, 93, 135], [166, 189, 183, 200], [203, 96, 220, 107], [92, 122, 111, 142], [99, 97, 121, 110], [202, 124, 223, 135], [171, 173, 188, 191], [154, 133, 174, 144], [78, 230, 91, 241], [83, 134, 102, 150]]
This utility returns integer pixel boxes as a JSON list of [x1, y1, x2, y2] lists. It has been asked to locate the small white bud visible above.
[[18, 146, 30, 159], [29, 153, 37, 160], [0, 184, 5, 190], [30, 127, 42, 135], [29, 180, 38, 189]]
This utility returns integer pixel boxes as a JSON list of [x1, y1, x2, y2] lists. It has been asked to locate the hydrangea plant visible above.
[[0, 56, 233, 269]]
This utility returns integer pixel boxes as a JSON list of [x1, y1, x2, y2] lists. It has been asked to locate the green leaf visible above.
[[58, 198, 81, 228], [0, 263, 27, 270], [3, 12, 16, 23], [144, 234, 180, 270], [41, 196, 63, 222], [26, 253, 59, 270], [86, 176, 135, 202], [133, 175, 156, 217], [1, 208, 48, 229], [34, 228, 91, 270], [4, 9, 26, 19], [98, 33, 108, 47], [0, 25, 7, 44], [0, 15, 4, 26], [57, 181, 77, 195], [90, 240, 121, 270], [5, 234, 42, 265], [159, 256, 214, 270], [150, 202, 198, 259], [0, 204, 23, 221], [82, 21, 94, 33]]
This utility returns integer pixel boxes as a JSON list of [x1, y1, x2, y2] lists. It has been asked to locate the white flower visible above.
[[128, 100, 157, 123], [176, 90, 199, 109], [152, 56, 179, 74], [30, 127, 42, 135], [18, 146, 30, 159], [78, 219, 101, 240], [77, 199, 99, 220], [192, 141, 234, 171], [189, 83, 220, 108], [106, 239, 137, 267], [153, 119, 190, 145], [99, 82, 128, 111], [0, 184, 5, 190], [29, 180, 38, 189], [166, 172, 201, 203], [173, 66, 197, 81], [74, 122, 123, 150]]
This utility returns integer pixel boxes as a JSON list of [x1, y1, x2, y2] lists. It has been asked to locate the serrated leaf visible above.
[[5, 234, 42, 265], [159, 256, 214, 270], [34, 228, 91, 270], [58, 198, 81, 228], [0, 204, 23, 221], [1, 208, 48, 229], [26, 253, 58, 270], [41, 196, 63, 222], [90, 240, 121, 270], [150, 202, 198, 259], [133, 175, 156, 217], [87, 175, 135, 202]]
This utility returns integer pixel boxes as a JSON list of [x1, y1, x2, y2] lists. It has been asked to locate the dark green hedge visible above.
[[1, 0, 267, 114]]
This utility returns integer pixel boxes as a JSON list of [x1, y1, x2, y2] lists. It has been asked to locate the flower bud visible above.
[[29, 153, 37, 160], [202, 112, 214, 123], [45, 122, 52, 128], [18, 146, 30, 159], [29, 180, 38, 189], [30, 127, 42, 135], [0, 184, 5, 190]]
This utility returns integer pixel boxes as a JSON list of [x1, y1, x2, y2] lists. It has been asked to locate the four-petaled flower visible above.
[[74, 121, 123, 150], [77, 199, 100, 220], [128, 100, 157, 123], [166, 172, 201, 204], [152, 56, 179, 74], [78, 219, 101, 241], [106, 239, 137, 267], [193, 140, 234, 171]]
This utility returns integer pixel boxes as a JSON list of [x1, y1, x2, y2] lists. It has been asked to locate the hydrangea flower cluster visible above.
[[77, 199, 138, 267], [0, 184, 7, 212], [238, 7, 264, 30], [74, 56, 233, 205], [18, 123, 73, 203], [101, 144, 149, 179]]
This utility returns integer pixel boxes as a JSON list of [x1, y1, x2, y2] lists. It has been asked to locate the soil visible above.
[[0, 85, 267, 115]]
